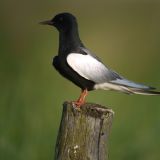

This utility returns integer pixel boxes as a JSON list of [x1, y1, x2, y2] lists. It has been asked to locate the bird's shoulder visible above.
[[72, 47, 102, 62]]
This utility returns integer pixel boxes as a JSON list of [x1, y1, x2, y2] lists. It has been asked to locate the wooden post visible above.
[[55, 102, 114, 160]]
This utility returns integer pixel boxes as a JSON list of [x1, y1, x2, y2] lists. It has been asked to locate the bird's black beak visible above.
[[39, 20, 54, 26]]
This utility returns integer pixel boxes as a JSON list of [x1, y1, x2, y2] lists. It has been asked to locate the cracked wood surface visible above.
[[55, 102, 114, 160]]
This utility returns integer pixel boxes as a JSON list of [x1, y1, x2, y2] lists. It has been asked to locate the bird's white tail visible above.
[[127, 88, 160, 95], [94, 82, 160, 95]]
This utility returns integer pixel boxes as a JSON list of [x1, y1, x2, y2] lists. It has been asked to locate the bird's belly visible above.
[[52, 56, 95, 91]]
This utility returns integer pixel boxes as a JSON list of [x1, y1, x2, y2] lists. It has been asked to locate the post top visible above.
[[63, 101, 114, 119]]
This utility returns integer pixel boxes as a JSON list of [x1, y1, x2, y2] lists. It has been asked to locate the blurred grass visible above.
[[0, 0, 160, 160]]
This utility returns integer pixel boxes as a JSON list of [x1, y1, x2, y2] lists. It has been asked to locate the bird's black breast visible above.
[[52, 55, 95, 91]]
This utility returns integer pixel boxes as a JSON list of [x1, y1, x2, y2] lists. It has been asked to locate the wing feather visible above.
[[111, 79, 152, 90], [67, 53, 120, 83]]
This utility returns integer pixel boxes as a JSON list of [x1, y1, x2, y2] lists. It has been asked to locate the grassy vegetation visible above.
[[0, 1, 160, 160]]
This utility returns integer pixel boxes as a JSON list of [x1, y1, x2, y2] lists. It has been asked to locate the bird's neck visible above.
[[58, 28, 83, 54]]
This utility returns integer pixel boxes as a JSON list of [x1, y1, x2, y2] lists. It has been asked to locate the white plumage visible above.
[[67, 53, 111, 83]]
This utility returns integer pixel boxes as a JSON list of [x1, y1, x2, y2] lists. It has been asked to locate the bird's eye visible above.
[[59, 17, 63, 22]]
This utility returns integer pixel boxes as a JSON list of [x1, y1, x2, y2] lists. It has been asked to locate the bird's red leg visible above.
[[73, 89, 88, 108]]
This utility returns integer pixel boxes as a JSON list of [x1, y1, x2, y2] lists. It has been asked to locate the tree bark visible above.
[[55, 102, 114, 160]]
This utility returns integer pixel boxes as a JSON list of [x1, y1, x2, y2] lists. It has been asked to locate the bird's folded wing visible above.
[[67, 53, 121, 83], [67, 53, 153, 90], [110, 79, 151, 90]]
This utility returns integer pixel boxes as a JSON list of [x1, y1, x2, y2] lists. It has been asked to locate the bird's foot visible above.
[[72, 100, 85, 108], [72, 89, 88, 108]]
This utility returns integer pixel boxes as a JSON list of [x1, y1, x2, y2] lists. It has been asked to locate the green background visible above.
[[0, 0, 160, 160]]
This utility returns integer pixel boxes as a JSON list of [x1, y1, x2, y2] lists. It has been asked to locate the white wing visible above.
[[67, 52, 152, 91], [67, 53, 117, 83]]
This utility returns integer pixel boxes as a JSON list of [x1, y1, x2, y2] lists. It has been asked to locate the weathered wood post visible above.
[[55, 102, 114, 160]]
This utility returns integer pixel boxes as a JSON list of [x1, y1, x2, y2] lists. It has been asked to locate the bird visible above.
[[40, 12, 160, 107]]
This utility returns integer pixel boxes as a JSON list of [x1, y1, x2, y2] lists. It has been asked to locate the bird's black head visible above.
[[40, 12, 78, 32]]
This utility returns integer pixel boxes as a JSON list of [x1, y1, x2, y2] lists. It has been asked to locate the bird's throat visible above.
[[58, 29, 83, 54]]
